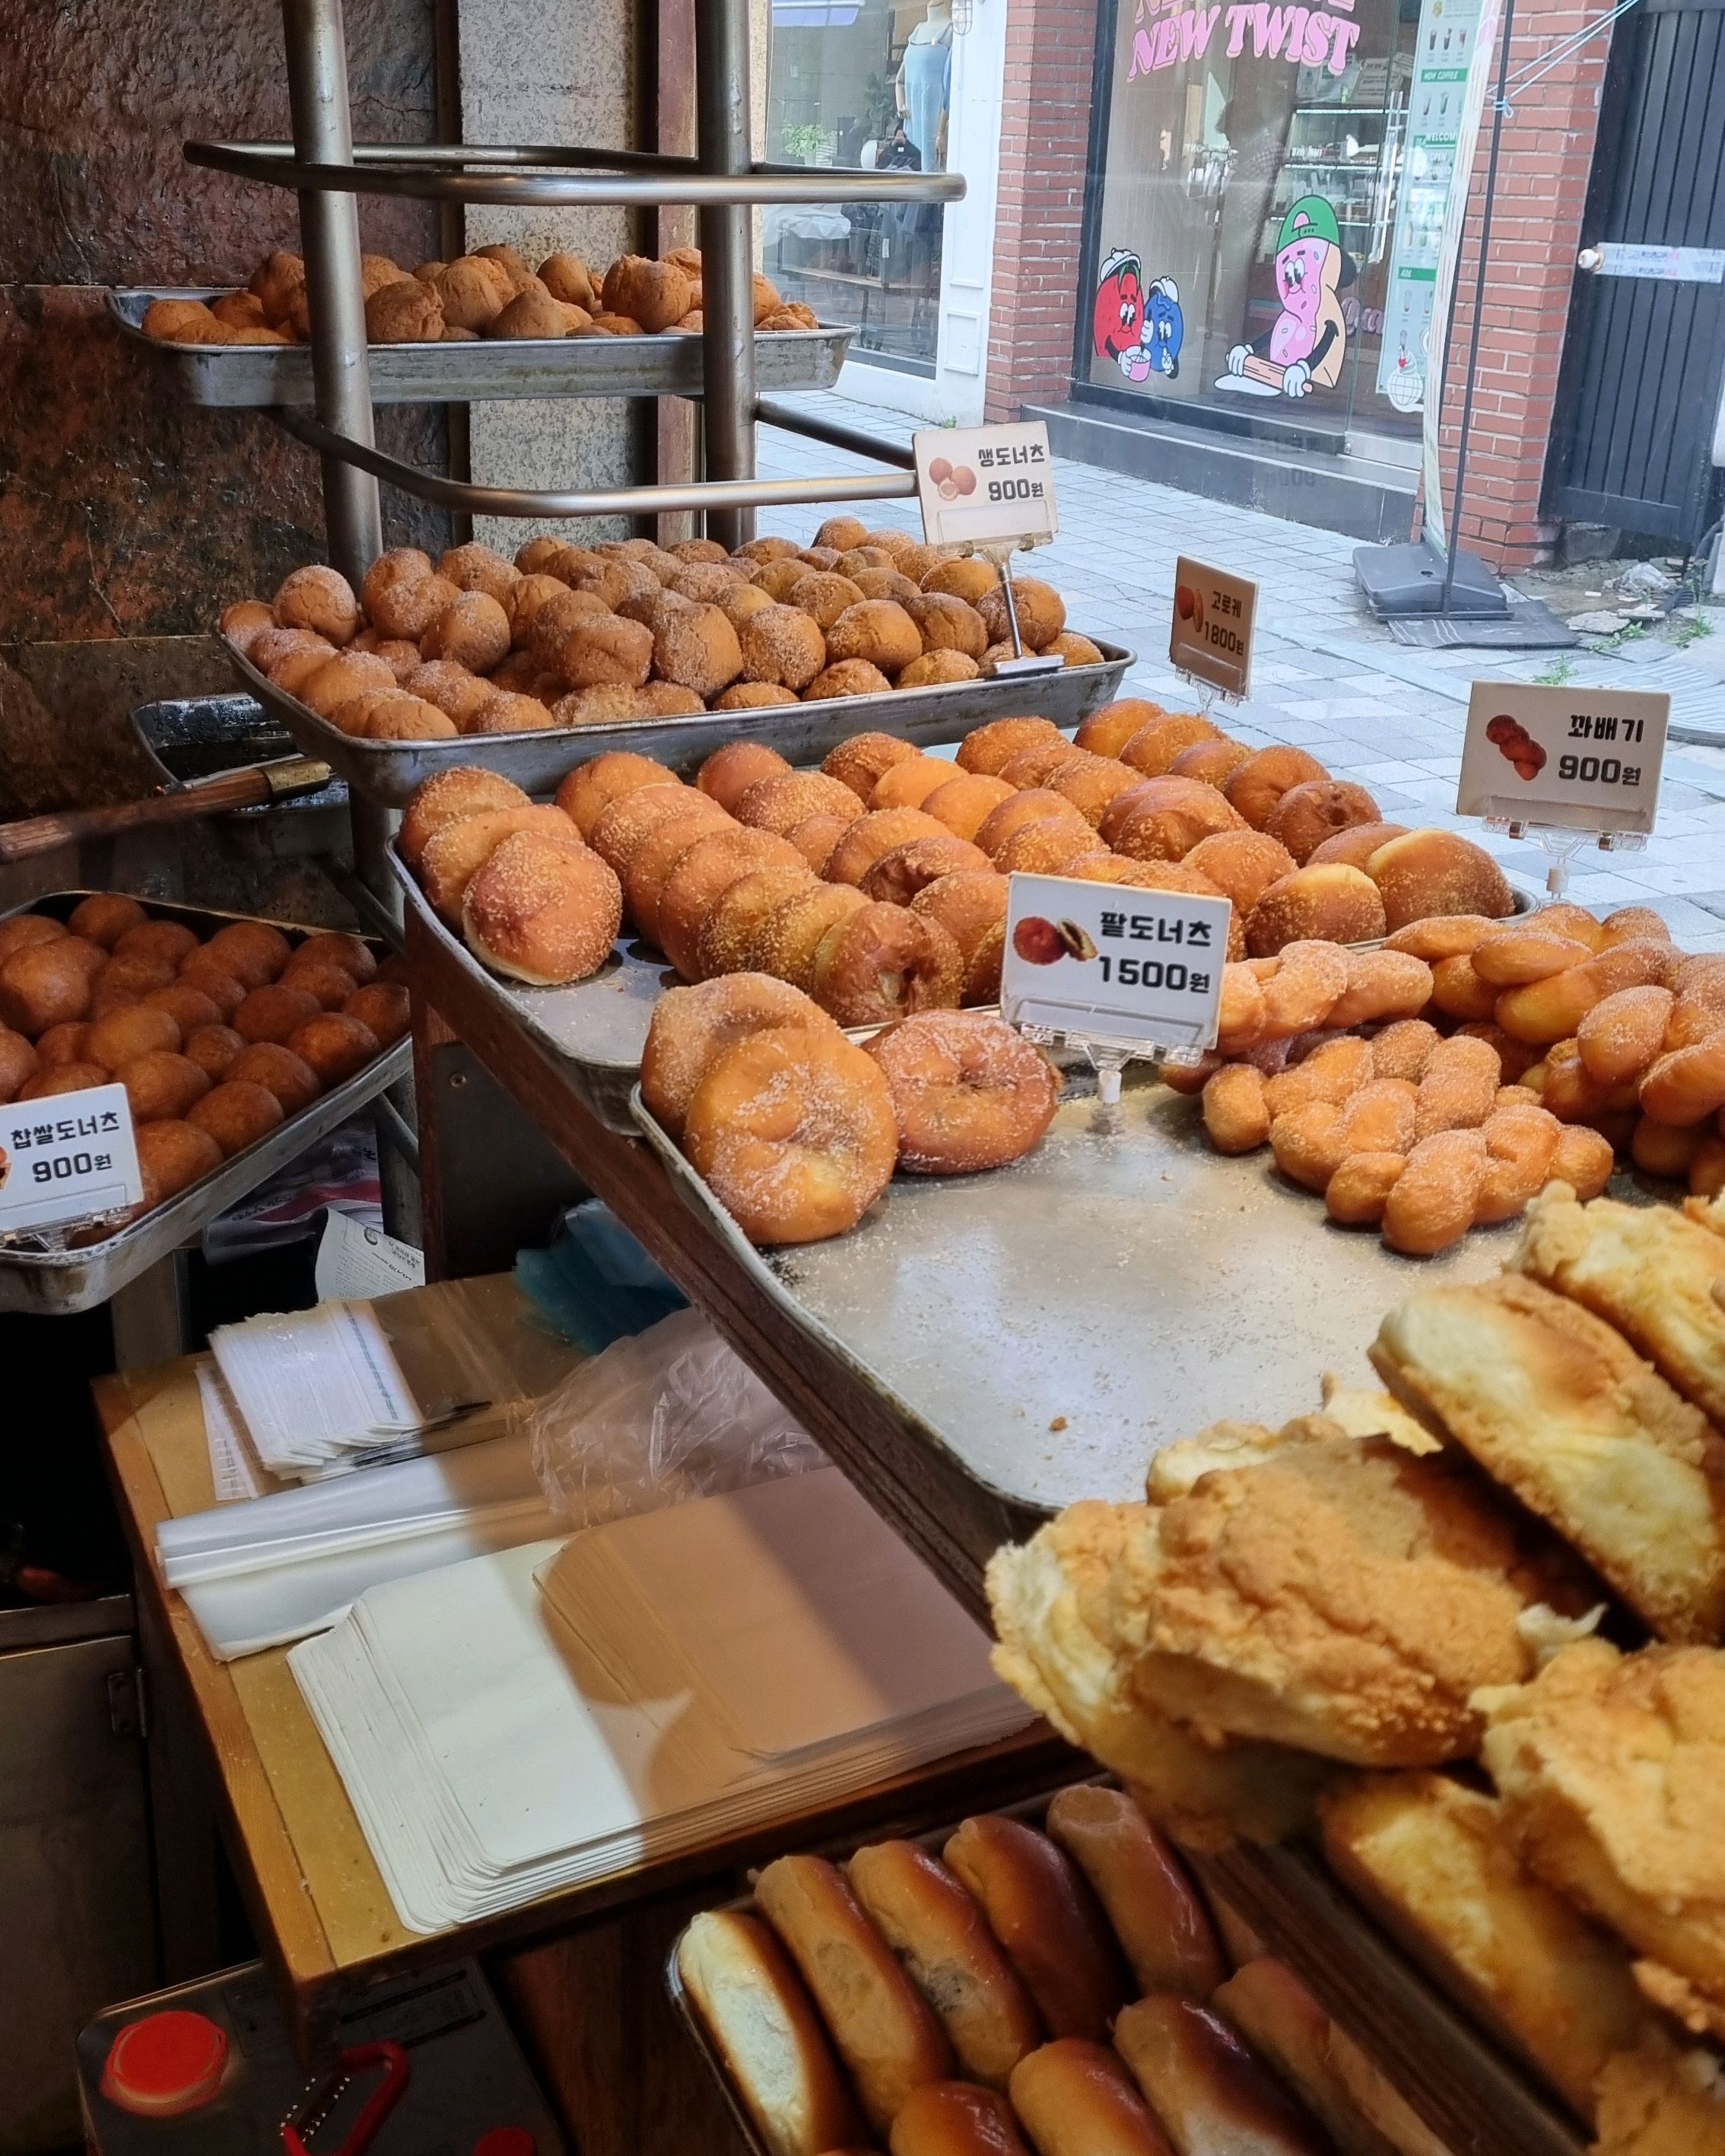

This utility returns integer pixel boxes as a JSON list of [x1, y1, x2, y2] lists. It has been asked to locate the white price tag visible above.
[[1457, 682, 1669, 834], [913, 422, 1058, 551], [0, 1082, 142, 1234], [1000, 874, 1230, 1052], [1169, 556, 1257, 700]]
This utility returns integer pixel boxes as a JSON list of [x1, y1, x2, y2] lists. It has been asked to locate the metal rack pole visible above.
[[695, 0, 758, 551]]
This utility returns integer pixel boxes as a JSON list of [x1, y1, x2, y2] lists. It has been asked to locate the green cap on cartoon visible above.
[[1277, 195, 1341, 253]]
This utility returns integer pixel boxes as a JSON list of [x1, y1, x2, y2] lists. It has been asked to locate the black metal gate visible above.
[[1546, 0, 1725, 548]]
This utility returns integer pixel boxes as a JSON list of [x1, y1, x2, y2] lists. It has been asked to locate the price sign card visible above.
[[0, 1082, 141, 1235], [913, 421, 1058, 551], [1000, 873, 1230, 1052], [1457, 682, 1669, 834], [1169, 556, 1257, 700]]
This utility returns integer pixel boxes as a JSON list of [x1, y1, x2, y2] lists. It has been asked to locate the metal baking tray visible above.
[[130, 694, 348, 814], [630, 1072, 1535, 1519], [0, 893, 408, 1315], [663, 1781, 1587, 2156], [227, 640, 1136, 808], [110, 289, 853, 406]]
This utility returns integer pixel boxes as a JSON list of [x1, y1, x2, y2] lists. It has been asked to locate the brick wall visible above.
[[1427, 0, 1610, 568], [983, 0, 1101, 420]]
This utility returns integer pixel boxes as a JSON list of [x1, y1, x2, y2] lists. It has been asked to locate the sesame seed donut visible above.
[[696, 741, 791, 812], [554, 752, 678, 840], [399, 767, 531, 869], [974, 789, 1089, 860], [809, 903, 963, 1026], [1225, 746, 1330, 830], [784, 814, 855, 875], [641, 972, 843, 1135], [822, 731, 921, 803], [420, 805, 582, 924], [824, 808, 949, 887], [956, 716, 1065, 776], [753, 883, 871, 994], [1167, 737, 1253, 790], [1264, 780, 1385, 866], [684, 1024, 899, 1243], [696, 867, 816, 979], [863, 1011, 1059, 1174], [1179, 830, 1296, 918], [656, 828, 808, 979], [859, 834, 992, 907]]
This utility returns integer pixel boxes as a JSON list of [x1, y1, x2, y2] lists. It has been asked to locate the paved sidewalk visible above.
[[760, 390, 1725, 953]]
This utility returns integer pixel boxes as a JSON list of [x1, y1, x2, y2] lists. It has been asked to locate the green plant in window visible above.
[[780, 122, 831, 166], [865, 71, 898, 141]]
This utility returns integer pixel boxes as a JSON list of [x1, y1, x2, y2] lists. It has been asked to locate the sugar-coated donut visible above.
[[1427, 954, 1493, 1022], [917, 773, 1013, 843], [643, 973, 843, 1135], [68, 895, 148, 949], [1325, 1151, 1407, 1226], [1225, 746, 1329, 830], [117, 1049, 211, 1124], [957, 717, 1064, 777], [824, 808, 948, 887], [1180, 830, 1295, 918], [711, 678, 796, 711], [1103, 776, 1246, 862], [656, 830, 808, 979], [1246, 865, 1386, 955], [1577, 984, 1673, 1084], [1073, 698, 1173, 761], [284, 1013, 380, 1088], [183, 1024, 245, 1082], [1383, 913, 1501, 962], [199, 922, 292, 991], [421, 805, 583, 922], [423, 591, 511, 673], [1048, 757, 1142, 830], [135, 1119, 223, 1209], [224, 1042, 320, 1115], [0, 1026, 38, 1100], [274, 564, 360, 645], [696, 868, 815, 980], [697, 741, 791, 813], [811, 903, 963, 1027], [752, 884, 869, 994], [991, 821, 1106, 878], [815, 516, 869, 554], [860, 836, 992, 907], [218, 599, 276, 656], [1167, 738, 1252, 790], [20, 1059, 110, 1101], [1326, 948, 1433, 1030], [1413, 1033, 1501, 1139], [1263, 1038, 1373, 1118], [1365, 830, 1515, 931], [1549, 1122, 1615, 1199], [189, 1079, 286, 1157], [1474, 1101, 1563, 1223], [0, 941, 92, 1036], [903, 592, 988, 659], [821, 732, 920, 803], [655, 603, 745, 697], [977, 577, 1065, 652], [974, 789, 1088, 860], [1469, 926, 1596, 987], [778, 814, 847, 875], [1270, 1100, 1350, 1192], [1381, 1128, 1488, 1253], [922, 556, 999, 605], [360, 547, 433, 621], [621, 805, 741, 941], [1641, 1034, 1725, 1126], [463, 833, 622, 987], [736, 771, 864, 837], [909, 872, 1009, 963], [1264, 780, 1383, 865], [1258, 940, 1349, 1036], [864, 1011, 1057, 1175], [437, 541, 519, 604], [1202, 1064, 1271, 1154], [685, 1024, 898, 1243], [1305, 820, 1410, 871], [298, 649, 398, 721], [554, 753, 677, 841], [1117, 715, 1223, 778]]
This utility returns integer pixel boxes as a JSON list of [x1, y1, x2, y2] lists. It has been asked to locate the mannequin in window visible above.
[[897, 0, 953, 173]]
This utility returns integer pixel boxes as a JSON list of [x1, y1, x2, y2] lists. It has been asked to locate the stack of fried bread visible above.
[[678, 1783, 1453, 2156], [987, 1182, 1725, 2150]]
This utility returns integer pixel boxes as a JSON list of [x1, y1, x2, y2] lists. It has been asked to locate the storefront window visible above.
[[1081, 0, 1424, 437], [764, 0, 950, 371]]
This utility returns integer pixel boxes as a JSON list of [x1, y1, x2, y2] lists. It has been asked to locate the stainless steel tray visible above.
[[110, 289, 853, 406], [228, 640, 1136, 808], [629, 1073, 1534, 1518], [0, 893, 408, 1315]]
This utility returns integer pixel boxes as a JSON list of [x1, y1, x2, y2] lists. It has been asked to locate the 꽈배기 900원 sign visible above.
[[1456, 681, 1669, 834]]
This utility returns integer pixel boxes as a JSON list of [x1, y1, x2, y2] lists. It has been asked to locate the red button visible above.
[[101, 2011, 229, 2116], [474, 2129, 535, 2156]]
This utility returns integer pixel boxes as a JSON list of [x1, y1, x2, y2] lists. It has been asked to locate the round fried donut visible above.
[[1117, 715, 1223, 778], [20, 1060, 111, 1102], [342, 983, 410, 1048], [1202, 1064, 1271, 1155], [0, 940, 96, 1035], [1264, 781, 1383, 866], [175, 964, 246, 1023], [864, 1011, 1057, 1174], [754, 884, 869, 993], [684, 1026, 897, 1244], [973, 789, 1086, 860], [784, 814, 853, 875], [809, 903, 963, 1027], [188, 1078, 285, 1157], [1102, 777, 1244, 861], [224, 1042, 320, 1115], [1073, 699, 1174, 761], [399, 767, 531, 868], [1048, 756, 1143, 830], [735, 771, 863, 837], [284, 1014, 380, 1088], [140, 982, 224, 1037], [0, 918, 68, 970], [803, 660, 895, 701], [991, 821, 1108, 878], [117, 1049, 211, 1124], [421, 804, 583, 923], [822, 731, 920, 803], [0, 1027, 39, 1100], [997, 740, 1088, 791], [1305, 821, 1412, 872], [34, 1021, 90, 1071], [695, 868, 815, 980], [1225, 747, 1329, 830], [65, 896, 145, 951], [1245, 865, 1387, 956], [135, 1119, 224, 1210], [824, 808, 948, 888], [956, 717, 1065, 776], [1180, 830, 1297, 918], [554, 752, 677, 841], [622, 805, 740, 947], [859, 835, 990, 907], [1167, 738, 1253, 790], [641, 973, 843, 1135], [696, 741, 790, 813], [183, 1024, 245, 1082], [871, 757, 958, 814], [588, 786, 717, 878], [234, 983, 321, 1046], [918, 773, 1015, 844], [909, 872, 1009, 966], [199, 922, 292, 990], [656, 829, 808, 980]]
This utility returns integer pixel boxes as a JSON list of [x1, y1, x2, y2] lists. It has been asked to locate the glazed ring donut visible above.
[[1381, 1129, 1488, 1254], [656, 828, 809, 980], [683, 1025, 900, 1243], [1469, 927, 1596, 988], [824, 808, 949, 888], [1271, 1100, 1349, 1192], [1257, 940, 1348, 1037], [1325, 1151, 1407, 1226], [735, 771, 865, 836], [1549, 1122, 1615, 1199], [1371, 1018, 1440, 1083], [1202, 1064, 1270, 1154], [695, 867, 815, 980], [822, 730, 921, 803], [641, 973, 842, 1135], [909, 872, 1009, 968], [1413, 1034, 1501, 1139], [754, 883, 871, 993], [1336, 1077, 1418, 1156], [696, 741, 791, 813], [864, 1011, 1059, 1173], [1475, 1101, 1563, 1223], [1325, 949, 1434, 1031], [810, 903, 964, 1026], [1577, 984, 1674, 1085], [955, 716, 1064, 776], [974, 789, 1089, 860], [1640, 1035, 1725, 1126], [860, 835, 991, 907], [624, 805, 749, 949]]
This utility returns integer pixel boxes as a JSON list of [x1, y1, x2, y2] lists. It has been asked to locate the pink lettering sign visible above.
[[1130, 0, 1357, 74]]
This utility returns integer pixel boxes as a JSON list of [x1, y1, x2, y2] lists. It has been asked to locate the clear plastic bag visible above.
[[527, 1306, 827, 1527]]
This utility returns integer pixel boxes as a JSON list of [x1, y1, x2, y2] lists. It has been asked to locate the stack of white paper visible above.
[[157, 1431, 560, 1659], [211, 1301, 444, 1480], [291, 1470, 1031, 1933]]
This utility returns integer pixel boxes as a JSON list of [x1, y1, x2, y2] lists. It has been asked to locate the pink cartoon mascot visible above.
[[1221, 196, 1350, 398]]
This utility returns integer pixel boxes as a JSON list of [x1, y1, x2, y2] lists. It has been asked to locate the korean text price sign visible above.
[[913, 422, 1058, 551], [0, 1082, 141, 1234], [1169, 556, 1257, 700], [1456, 682, 1669, 834], [1000, 873, 1229, 1051]]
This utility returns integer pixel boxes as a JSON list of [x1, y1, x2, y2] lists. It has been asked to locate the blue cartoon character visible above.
[[1218, 195, 1352, 398], [1143, 275, 1183, 379]]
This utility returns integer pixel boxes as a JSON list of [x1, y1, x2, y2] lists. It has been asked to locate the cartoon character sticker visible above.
[[1217, 195, 1352, 399], [1094, 249, 1184, 382]]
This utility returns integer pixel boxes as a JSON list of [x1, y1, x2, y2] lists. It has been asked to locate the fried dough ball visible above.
[[371, 570, 462, 642], [824, 807, 949, 887], [188, 1078, 286, 1156], [34, 1021, 90, 1070], [366, 277, 445, 342], [786, 572, 865, 630], [19, 1059, 112, 1101], [297, 649, 397, 720], [538, 252, 596, 309], [110, 919, 195, 971], [462, 691, 552, 735], [695, 742, 789, 814], [437, 542, 519, 605], [601, 256, 691, 332], [181, 1024, 243, 1083], [486, 290, 571, 338], [735, 771, 864, 837], [528, 588, 617, 670], [737, 603, 824, 691], [233, 983, 321, 1046], [1181, 830, 1296, 917], [1225, 746, 1329, 830], [117, 1049, 211, 1123], [851, 567, 921, 604], [715, 582, 776, 636], [977, 578, 1065, 653], [866, 1011, 1058, 1175], [0, 1027, 39, 1100], [805, 660, 894, 700], [284, 1013, 380, 1088], [133, 1119, 223, 1209], [0, 942, 92, 1034], [91, 953, 175, 1008], [219, 1041, 318, 1116], [822, 731, 920, 803], [273, 564, 360, 646], [898, 650, 982, 688], [750, 559, 812, 603], [921, 557, 999, 605], [424, 257, 508, 331], [218, 599, 275, 656], [1265, 780, 1384, 866], [813, 517, 868, 554], [400, 766, 531, 867], [551, 613, 651, 691], [922, 773, 1016, 843], [200, 922, 292, 990], [825, 601, 923, 675], [811, 903, 964, 1026], [342, 982, 410, 1047], [84, 1004, 177, 1068], [174, 962, 246, 1023], [668, 562, 746, 605], [910, 872, 1009, 967], [1103, 776, 1245, 861], [642, 973, 842, 1135], [974, 789, 1088, 859], [903, 592, 989, 660], [360, 548, 434, 620], [422, 591, 511, 673], [1304, 821, 1412, 871], [1366, 830, 1516, 931], [66, 897, 145, 951], [860, 835, 991, 906], [1246, 865, 1387, 955]]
